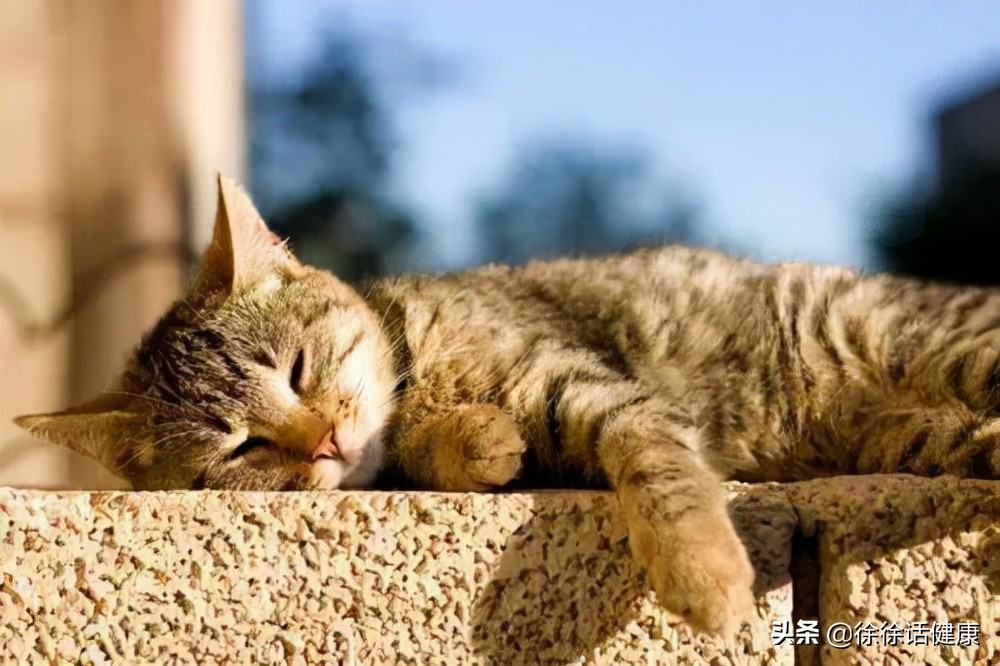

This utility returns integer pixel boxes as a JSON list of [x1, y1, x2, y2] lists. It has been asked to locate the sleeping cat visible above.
[[16, 176, 1000, 635]]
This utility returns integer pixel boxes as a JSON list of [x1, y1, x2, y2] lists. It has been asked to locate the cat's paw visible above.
[[627, 507, 756, 635], [433, 404, 527, 491]]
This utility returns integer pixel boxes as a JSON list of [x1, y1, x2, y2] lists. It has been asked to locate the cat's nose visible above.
[[312, 426, 341, 461]]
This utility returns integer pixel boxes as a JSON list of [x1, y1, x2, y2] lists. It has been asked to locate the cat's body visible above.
[[373, 246, 1000, 489], [17, 177, 1000, 635]]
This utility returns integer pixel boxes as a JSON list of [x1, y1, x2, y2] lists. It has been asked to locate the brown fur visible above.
[[17, 176, 1000, 634]]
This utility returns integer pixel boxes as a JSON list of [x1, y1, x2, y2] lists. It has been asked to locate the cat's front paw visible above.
[[627, 506, 756, 634], [432, 404, 527, 491]]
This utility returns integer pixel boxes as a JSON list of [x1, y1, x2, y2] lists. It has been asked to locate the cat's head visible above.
[[15, 176, 397, 490]]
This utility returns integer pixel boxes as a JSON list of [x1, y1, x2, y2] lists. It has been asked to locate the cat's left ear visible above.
[[189, 174, 300, 306], [13, 392, 142, 479]]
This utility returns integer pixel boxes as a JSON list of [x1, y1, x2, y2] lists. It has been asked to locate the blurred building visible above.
[[936, 80, 1000, 188], [0, 2, 243, 488], [871, 75, 1000, 284]]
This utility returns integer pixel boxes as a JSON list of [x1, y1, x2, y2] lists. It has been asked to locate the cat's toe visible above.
[[430, 404, 527, 490], [463, 448, 525, 488], [456, 405, 526, 488], [630, 513, 756, 635], [649, 544, 756, 635], [965, 425, 1000, 478], [459, 405, 527, 458]]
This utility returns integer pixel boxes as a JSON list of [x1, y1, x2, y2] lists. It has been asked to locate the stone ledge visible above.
[[787, 476, 1000, 665], [0, 476, 997, 665]]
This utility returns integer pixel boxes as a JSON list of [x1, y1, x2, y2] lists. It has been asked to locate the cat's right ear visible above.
[[189, 174, 300, 307], [13, 393, 141, 479]]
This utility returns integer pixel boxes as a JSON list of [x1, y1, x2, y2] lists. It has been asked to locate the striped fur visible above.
[[374, 248, 1000, 488], [18, 178, 1000, 634]]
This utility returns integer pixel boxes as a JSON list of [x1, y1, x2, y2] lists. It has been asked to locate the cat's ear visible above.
[[190, 174, 299, 305], [13, 392, 141, 478]]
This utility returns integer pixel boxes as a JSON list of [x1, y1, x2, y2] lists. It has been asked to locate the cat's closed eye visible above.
[[289, 348, 307, 395], [228, 436, 274, 460]]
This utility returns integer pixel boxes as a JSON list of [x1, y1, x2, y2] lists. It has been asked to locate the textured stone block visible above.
[[0, 487, 794, 665], [1, 476, 998, 664], [789, 476, 1000, 665]]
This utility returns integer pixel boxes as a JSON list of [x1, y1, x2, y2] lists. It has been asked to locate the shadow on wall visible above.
[[470, 499, 645, 662], [469, 491, 797, 663], [468, 479, 1000, 663]]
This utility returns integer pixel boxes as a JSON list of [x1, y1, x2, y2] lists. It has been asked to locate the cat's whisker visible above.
[[352, 373, 367, 400], [104, 390, 197, 415], [373, 292, 396, 329], [261, 468, 283, 491], [374, 394, 400, 411], [116, 428, 202, 473], [116, 450, 148, 473], [149, 429, 206, 449]]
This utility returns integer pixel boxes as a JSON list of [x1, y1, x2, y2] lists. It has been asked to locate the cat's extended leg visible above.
[[595, 398, 756, 634], [397, 403, 527, 491]]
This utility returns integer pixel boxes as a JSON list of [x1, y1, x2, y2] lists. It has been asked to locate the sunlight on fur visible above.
[[16, 175, 1000, 634]]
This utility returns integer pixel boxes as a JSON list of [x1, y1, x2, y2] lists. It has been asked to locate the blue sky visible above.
[[250, 1, 1000, 269]]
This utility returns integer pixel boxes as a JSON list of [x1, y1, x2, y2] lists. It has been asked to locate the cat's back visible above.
[[464, 245, 859, 339], [366, 244, 864, 342], [365, 245, 882, 461], [374, 245, 756, 306]]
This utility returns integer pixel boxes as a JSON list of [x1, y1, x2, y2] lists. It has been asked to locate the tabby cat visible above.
[[16, 177, 1000, 634]]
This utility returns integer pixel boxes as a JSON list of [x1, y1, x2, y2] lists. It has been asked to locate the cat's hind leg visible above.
[[853, 333, 1000, 478], [855, 402, 1000, 478]]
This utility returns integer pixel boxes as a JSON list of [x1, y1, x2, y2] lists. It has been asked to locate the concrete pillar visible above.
[[0, 0, 244, 489]]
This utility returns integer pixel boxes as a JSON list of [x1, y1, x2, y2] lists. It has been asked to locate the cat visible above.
[[16, 176, 1000, 635]]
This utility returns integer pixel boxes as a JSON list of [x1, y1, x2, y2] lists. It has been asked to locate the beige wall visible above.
[[0, 1, 244, 489]]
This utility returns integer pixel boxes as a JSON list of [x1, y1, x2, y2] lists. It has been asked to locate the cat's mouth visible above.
[[306, 427, 384, 490]]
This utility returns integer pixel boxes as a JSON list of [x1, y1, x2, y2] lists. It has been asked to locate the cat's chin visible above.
[[307, 435, 384, 490], [308, 458, 348, 489]]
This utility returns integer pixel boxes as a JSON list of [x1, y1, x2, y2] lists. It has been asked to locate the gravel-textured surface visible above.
[[1, 475, 997, 664], [788, 475, 1000, 666]]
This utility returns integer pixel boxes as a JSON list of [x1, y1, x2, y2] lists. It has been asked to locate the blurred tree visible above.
[[247, 29, 447, 281], [475, 140, 700, 265]]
